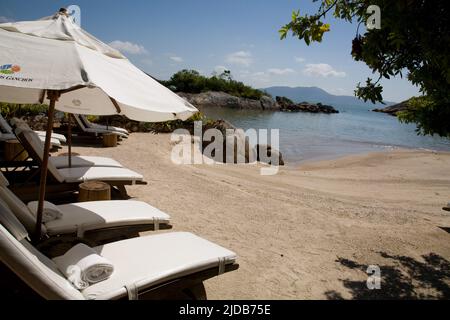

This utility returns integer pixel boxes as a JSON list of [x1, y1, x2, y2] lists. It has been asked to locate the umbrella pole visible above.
[[33, 90, 59, 243], [67, 113, 72, 168]]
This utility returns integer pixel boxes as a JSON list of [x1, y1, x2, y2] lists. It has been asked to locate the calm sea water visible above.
[[199, 105, 450, 164]]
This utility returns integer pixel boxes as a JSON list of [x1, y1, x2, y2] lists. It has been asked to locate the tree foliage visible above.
[[0, 102, 48, 118], [280, 0, 450, 137], [161, 69, 265, 100]]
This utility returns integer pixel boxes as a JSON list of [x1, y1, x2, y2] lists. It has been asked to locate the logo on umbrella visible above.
[[0, 64, 21, 74]]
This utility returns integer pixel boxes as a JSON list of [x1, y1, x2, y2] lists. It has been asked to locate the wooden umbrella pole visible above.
[[33, 90, 59, 243], [67, 113, 72, 168]]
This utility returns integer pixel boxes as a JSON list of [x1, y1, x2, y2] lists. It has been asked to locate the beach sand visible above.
[[66, 133, 450, 299]]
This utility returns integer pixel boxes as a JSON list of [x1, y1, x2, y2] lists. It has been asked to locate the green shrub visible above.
[[144, 112, 215, 133], [164, 69, 265, 100], [0, 102, 49, 118]]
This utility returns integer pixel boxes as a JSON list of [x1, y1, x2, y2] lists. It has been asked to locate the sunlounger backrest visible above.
[[73, 114, 88, 131], [0, 197, 29, 241], [0, 224, 85, 300], [79, 114, 91, 127], [0, 171, 9, 187], [0, 185, 46, 235], [16, 129, 65, 183], [0, 114, 13, 134]]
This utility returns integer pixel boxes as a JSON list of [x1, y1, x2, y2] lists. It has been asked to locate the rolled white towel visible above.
[[53, 243, 114, 289], [27, 201, 63, 223]]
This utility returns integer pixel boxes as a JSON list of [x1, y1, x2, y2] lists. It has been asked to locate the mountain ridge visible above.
[[262, 86, 396, 108]]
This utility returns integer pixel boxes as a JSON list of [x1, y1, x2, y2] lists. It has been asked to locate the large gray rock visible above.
[[276, 96, 339, 114], [260, 95, 279, 110], [201, 126, 257, 164], [178, 91, 277, 110], [373, 100, 409, 116], [256, 144, 285, 166]]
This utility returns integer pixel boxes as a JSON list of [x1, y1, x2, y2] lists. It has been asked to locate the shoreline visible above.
[[197, 105, 450, 165], [290, 146, 450, 168], [63, 133, 450, 299]]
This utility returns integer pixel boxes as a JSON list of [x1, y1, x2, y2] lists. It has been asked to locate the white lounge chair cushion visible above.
[[11, 118, 61, 148], [0, 114, 11, 132], [16, 130, 68, 182], [90, 123, 129, 135], [0, 198, 29, 241], [73, 115, 128, 138], [0, 172, 9, 186], [0, 186, 46, 235], [0, 132, 16, 141], [80, 115, 129, 135], [0, 224, 85, 299], [50, 156, 123, 169], [58, 166, 143, 183], [80, 232, 237, 300], [9, 117, 66, 143], [45, 201, 170, 235], [18, 130, 141, 182], [38, 135, 61, 147], [35, 131, 67, 143], [86, 127, 128, 138]]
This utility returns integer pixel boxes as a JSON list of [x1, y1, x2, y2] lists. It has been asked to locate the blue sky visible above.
[[0, 0, 420, 102]]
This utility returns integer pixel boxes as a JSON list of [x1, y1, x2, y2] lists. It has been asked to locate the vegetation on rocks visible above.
[[275, 96, 339, 113], [160, 69, 266, 100]]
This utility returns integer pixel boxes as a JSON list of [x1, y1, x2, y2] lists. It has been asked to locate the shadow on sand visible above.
[[325, 252, 450, 300]]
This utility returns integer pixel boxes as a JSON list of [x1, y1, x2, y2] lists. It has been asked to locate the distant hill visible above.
[[262, 86, 395, 108]]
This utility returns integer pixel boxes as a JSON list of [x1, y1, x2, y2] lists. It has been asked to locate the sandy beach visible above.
[[64, 133, 450, 299]]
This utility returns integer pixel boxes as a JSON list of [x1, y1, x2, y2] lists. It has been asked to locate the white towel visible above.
[[53, 243, 114, 290], [27, 201, 63, 223]]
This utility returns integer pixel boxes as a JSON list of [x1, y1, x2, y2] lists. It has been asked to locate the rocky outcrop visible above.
[[200, 120, 284, 165], [260, 95, 279, 110], [256, 144, 285, 166], [11, 113, 286, 165], [276, 96, 339, 114], [373, 100, 409, 116], [178, 91, 279, 111], [179, 91, 338, 114]]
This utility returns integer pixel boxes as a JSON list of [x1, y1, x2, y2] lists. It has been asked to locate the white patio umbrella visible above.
[[0, 10, 198, 241]]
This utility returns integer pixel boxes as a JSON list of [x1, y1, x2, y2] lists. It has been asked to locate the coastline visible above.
[[292, 146, 450, 167], [197, 105, 450, 165], [63, 133, 450, 299]]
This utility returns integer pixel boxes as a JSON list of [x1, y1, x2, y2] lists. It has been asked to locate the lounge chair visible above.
[[0, 132, 16, 141], [0, 130, 62, 148], [0, 172, 170, 242], [78, 114, 129, 135], [1, 114, 66, 146], [12, 121, 123, 169], [0, 210, 238, 300], [48, 156, 124, 169], [72, 114, 128, 139], [15, 129, 146, 197]]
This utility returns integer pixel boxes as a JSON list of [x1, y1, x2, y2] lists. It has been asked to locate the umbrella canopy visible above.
[[0, 11, 198, 242], [0, 12, 198, 121]]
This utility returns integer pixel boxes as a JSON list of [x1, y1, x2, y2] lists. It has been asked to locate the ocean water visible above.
[[199, 105, 450, 164]]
